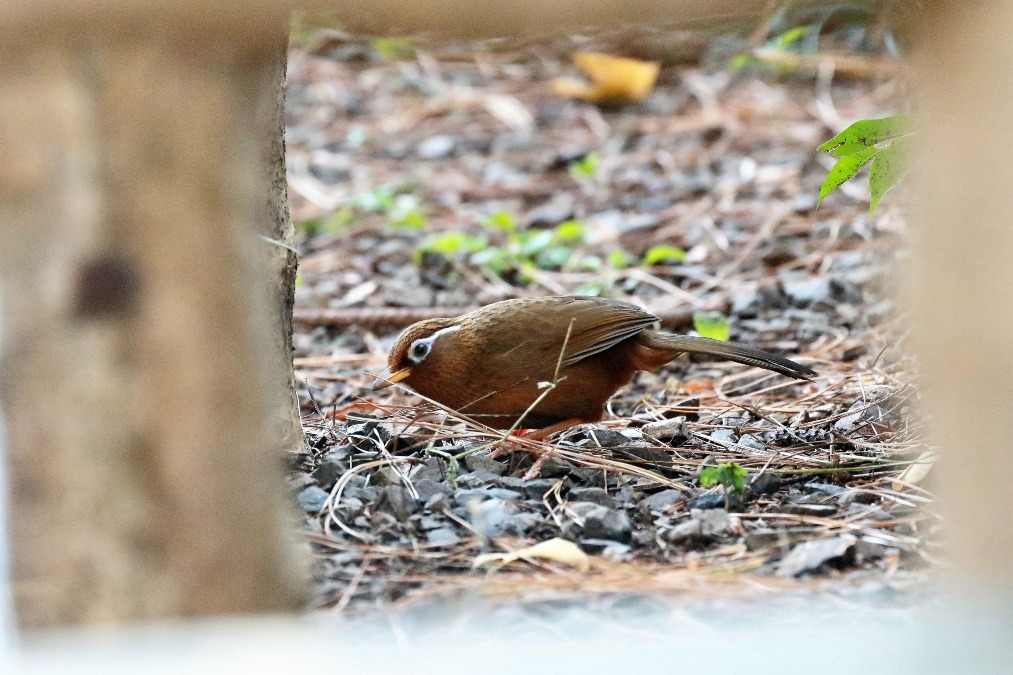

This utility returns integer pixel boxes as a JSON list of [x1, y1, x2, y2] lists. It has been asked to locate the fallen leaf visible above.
[[473, 537, 591, 572], [553, 52, 660, 104], [893, 451, 935, 490]]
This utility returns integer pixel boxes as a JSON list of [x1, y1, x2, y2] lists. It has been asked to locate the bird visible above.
[[373, 295, 815, 437]]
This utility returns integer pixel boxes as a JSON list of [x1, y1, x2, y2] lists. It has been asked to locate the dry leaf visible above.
[[473, 537, 591, 572], [893, 451, 935, 490], [553, 52, 660, 104]]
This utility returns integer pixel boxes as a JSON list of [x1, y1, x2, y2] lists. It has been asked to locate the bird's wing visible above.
[[548, 296, 659, 366]]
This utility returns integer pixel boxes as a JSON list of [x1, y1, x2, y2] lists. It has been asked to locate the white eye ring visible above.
[[408, 340, 431, 363], [404, 324, 460, 365]]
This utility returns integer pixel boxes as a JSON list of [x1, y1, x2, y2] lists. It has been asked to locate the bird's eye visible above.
[[408, 340, 431, 363]]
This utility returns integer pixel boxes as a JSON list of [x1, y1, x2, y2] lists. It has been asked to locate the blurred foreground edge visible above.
[[0, 0, 1008, 638]]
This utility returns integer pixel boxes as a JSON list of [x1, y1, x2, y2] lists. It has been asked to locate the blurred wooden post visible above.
[[0, 7, 305, 626], [912, 2, 1013, 589]]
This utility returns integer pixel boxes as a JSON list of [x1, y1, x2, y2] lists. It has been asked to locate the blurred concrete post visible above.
[[0, 5, 306, 627], [912, 2, 1013, 588]]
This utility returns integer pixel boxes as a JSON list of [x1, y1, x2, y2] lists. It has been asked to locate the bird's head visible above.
[[372, 318, 462, 391]]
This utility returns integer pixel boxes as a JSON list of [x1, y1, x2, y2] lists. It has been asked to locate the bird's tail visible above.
[[640, 332, 816, 380]]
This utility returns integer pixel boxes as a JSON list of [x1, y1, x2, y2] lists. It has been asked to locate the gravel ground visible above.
[[283, 24, 930, 613]]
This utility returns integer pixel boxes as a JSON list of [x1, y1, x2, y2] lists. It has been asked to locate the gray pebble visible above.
[[569, 502, 632, 542], [640, 489, 683, 513], [416, 134, 456, 159], [779, 503, 838, 517], [312, 450, 347, 489], [297, 486, 330, 513], [374, 485, 418, 522], [413, 478, 450, 503], [568, 487, 617, 508], [427, 528, 460, 546], [465, 453, 508, 475]]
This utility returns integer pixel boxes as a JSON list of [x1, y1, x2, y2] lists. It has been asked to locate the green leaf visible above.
[[470, 247, 513, 273], [553, 220, 586, 243], [693, 311, 730, 342], [389, 208, 427, 229], [415, 231, 487, 262], [607, 249, 635, 269], [817, 145, 881, 205], [574, 282, 606, 296], [773, 26, 810, 49], [728, 54, 757, 71], [868, 136, 913, 212], [484, 211, 517, 233], [355, 186, 396, 213], [569, 153, 600, 180], [371, 36, 417, 60], [825, 142, 869, 158], [699, 462, 748, 497], [574, 255, 603, 272], [643, 244, 687, 265], [535, 246, 572, 270], [518, 229, 554, 256], [817, 115, 914, 154]]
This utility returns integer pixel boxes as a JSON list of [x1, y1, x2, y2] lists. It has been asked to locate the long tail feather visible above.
[[646, 333, 816, 380]]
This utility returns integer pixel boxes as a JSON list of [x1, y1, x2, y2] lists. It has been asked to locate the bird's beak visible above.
[[372, 366, 411, 390]]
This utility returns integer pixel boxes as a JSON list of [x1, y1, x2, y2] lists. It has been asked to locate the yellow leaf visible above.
[[473, 537, 591, 572], [553, 52, 660, 104], [892, 451, 935, 490]]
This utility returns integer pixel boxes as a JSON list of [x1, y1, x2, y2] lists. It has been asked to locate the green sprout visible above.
[[699, 461, 748, 509]]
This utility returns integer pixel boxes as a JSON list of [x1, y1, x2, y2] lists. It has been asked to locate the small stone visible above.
[[370, 466, 404, 487], [665, 518, 702, 543], [747, 473, 782, 496], [737, 434, 766, 451], [470, 498, 517, 538], [427, 528, 460, 546], [374, 485, 418, 522], [618, 446, 671, 464], [804, 482, 848, 496], [465, 453, 508, 476], [696, 508, 733, 537], [524, 199, 575, 228], [585, 428, 631, 448], [343, 485, 379, 502], [665, 508, 733, 543], [709, 428, 737, 445], [413, 478, 451, 502], [640, 489, 683, 512], [454, 488, 521, 506], [416, 134, 456, 159], [312, 450, 347, 490], [500, 512, 542, 535], [569, 502, 632, 542], [424, 493, 449, 511], [297, 485, 329, 513], [539, 456, 577, 477], [457, 470, 504, 485], [578, 539, 632, 558], [498, 477, 558, 500], [419, 514, 445, 530], [776, 535, 857, 577], [782, 277, 832, 305], [688, 492, 731, 511], [568, 487, 617, 508]]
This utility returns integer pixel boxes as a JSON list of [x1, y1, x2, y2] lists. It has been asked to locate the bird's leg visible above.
[[487, 418, 585, 479]]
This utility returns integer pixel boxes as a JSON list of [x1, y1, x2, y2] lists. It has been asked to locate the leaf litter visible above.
[[285, 25, 930, 615]]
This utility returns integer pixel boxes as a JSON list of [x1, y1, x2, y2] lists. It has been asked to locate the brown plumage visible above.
[[374, 296, 815, 431]]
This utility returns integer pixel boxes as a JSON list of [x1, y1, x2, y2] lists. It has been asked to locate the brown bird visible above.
[[373, 296, 814, 436]]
